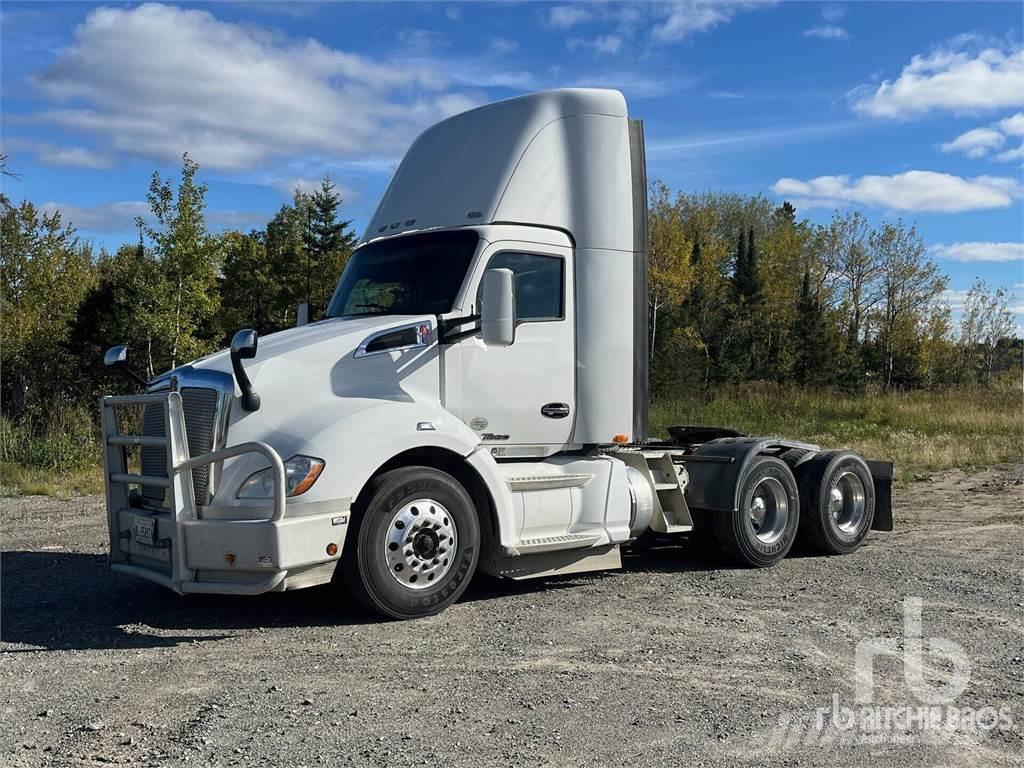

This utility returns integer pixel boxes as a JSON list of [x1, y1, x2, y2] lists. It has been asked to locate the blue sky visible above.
[[2, 1, 1022, 328]]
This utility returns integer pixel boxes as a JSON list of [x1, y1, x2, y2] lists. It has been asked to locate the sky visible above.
[[2, 0, 1022, 330]]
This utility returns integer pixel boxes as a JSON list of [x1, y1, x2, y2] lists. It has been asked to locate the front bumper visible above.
[[111, 505, 348, 594], [101, 391, 347, 595]]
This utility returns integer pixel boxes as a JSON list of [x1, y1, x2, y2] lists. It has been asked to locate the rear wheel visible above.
[[798, 451, 875, 554], [713, 456, 799, 567], [342, 466, 480, 619]]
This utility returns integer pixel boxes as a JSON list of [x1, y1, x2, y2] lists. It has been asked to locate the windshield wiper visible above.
[[355, 302, 392, 312]]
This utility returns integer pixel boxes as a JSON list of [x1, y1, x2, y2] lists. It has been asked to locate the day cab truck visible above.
[[100, 89, 893, 619]]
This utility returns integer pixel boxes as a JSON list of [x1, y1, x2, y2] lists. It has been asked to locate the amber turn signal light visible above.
[[326, 543, 338, 556]]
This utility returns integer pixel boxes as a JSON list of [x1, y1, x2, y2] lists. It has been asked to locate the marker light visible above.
[[326, 543, 338, 556], [613, 434, 629, 444], [237, 455, 325, 500]]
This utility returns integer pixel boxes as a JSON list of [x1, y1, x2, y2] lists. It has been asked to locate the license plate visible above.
[[133, 517, 157, 547]]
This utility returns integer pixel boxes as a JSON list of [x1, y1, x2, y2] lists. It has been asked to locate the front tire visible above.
[[713, 456, 800, 567], [343, 467, 480, 619]]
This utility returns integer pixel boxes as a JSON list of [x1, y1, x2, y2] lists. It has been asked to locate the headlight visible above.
[[236, 455, 325, 500]]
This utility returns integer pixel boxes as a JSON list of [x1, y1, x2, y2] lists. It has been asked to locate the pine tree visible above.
[[732, 230, 747, 298], [743, 226, 762, 303], [732, 227, 761, 304], [773, 201, 796, 227], [793, 268, 833, 386], [304, 176, 357, 318]]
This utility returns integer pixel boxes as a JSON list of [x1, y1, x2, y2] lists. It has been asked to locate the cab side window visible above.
[[478, 252, 564, 322]]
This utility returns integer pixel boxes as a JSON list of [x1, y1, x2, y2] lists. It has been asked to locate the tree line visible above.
[[0, 154, 1019, 430], [644, 183, 1019, 398], [1, 153, 356, 423]]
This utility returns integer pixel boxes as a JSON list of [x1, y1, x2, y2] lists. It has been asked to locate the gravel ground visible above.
[[2, 465, 1022, 767]]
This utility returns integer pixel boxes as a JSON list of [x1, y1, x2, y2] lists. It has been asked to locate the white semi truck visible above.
[[101, 89, 892, 619]]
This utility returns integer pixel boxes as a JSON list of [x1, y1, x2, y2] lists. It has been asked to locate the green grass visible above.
[[0, 406, 104, 498], [0, 462, 103, 497], [1, 386, 1020, 496], [650, 383, 1023, 477]]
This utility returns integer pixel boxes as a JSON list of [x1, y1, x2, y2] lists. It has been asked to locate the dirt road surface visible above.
[[3, 465, 1022, 767]]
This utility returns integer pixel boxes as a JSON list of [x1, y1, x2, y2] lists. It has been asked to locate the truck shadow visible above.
[[2, 543, 726, 652]]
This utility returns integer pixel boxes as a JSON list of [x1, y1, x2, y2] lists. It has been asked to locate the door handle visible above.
[[541, 403, 570, 419]]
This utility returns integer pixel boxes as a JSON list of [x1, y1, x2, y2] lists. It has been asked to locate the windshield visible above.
[[327, 230, 479, 318]]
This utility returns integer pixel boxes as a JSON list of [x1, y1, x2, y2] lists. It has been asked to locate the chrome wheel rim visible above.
[[829, 471, 866, 534], [385, 498, 457, 590], [748, 477, 789, 545]]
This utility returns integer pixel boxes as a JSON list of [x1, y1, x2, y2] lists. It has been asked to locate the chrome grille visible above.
[[140, 386, 221, 504]]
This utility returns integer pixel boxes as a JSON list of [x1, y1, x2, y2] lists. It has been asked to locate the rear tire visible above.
[[342, 466, 480, 619], [798, 451, 875, 555], [713, 456, 799, 567]]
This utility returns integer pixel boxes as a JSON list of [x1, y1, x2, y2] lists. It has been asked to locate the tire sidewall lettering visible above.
[[359, 470, 479, 617]]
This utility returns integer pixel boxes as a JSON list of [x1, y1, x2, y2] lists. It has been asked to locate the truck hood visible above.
[[192, 315, 407, 376], [185, 313, 442, 437], [170, 314, 449, 506]]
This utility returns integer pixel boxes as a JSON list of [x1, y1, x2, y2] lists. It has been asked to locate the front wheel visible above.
[[713, 456, 800, 567], [342, 466, 480, 619]]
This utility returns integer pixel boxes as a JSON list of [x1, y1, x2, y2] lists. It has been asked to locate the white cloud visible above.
[[274, 177, 358, 200], [940, 289, 970, 311], [931, 242, 1024, 263], [821, 3, 845, 23], [567, 35, 623, 55], [940, 127, 1005, 158], [804, 25, 849, 41], [997, 112, 1024, 136], [650, 120, 860, 156], [939, 112, 1024, 162], [546, 5, 592, 30], [2, 137, 112, 169], [30, 4, 484, 171], [40, 199, 269, 233], [396, 28, 448, 52], [207, 210, 274, 230], [996, 143, 1024, 162], [567, 71, 692, 99], [488, 37, 519, 55], [771, 171, 1022, 213], [851, 41, 1024, 118], [41, 200, 149, 232], [709, 90, 744, 99], [652, 1, 766, 42]]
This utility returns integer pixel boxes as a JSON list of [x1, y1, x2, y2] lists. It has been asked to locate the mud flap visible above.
[[868, 460, 894, 532]]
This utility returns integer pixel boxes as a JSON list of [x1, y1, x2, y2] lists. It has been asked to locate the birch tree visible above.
[[871, 220, 946, 389], [647, 182, 692, 364], [137, 153, 221, 370]]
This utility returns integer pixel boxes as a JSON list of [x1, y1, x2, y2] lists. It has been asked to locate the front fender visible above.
[[216, 400, 479, 505], [306, 400, 483, 504], [213, 401, 519, 551]]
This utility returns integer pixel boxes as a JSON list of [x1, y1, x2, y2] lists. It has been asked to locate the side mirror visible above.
[[480, 268, 516, 346], [296, 303, 309, 327], [104, 345, 148, 386], [229, 329, 261, 411], [104, 345, 128, 368]]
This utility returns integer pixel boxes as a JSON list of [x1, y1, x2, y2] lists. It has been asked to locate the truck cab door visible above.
[[448, 239, 575, 457]]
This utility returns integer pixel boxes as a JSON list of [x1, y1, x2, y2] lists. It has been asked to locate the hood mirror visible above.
[[104, 345, 148, 387], [230, 329, 261, 412], [296, 303, 310, 327]]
